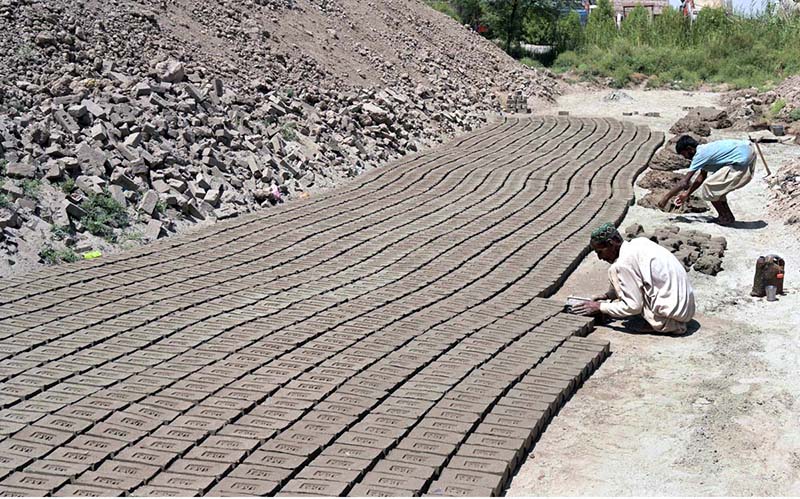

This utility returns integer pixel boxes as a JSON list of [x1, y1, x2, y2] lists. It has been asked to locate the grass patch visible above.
[[519, 57, 545, 68], [51, 224, 75, 241], [548, 3, 800, 89], [789, 108, 800, 121], [38, 245, 80, 265], [20, 179, 41, 198], [81, 192, 130, 241], [60, 177, 76, 194], [0, 159, 7, 176], [424, 0, 460, 20], [280, 121, 298, 141]]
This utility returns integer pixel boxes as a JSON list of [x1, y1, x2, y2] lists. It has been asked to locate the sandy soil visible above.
[[507, 89, 800, 495]]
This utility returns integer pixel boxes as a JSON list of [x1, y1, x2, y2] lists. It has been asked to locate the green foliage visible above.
[[51, 224, 75, 241], [789, 108, 800, 122], [0, 193, 10, 209], [20, 179, 41, 198], [484, 0, 540, 53], [81, 192, 130, 241], [0, 159, 7, 176], [552, 6, 800, 89], [555, 11, 584, 52], [38, 245, 80, 265], [525, 11, 556, 45], [452, 0, 484, 26], [280, 121, 298, 141], [426, 0, 461, 20], [519, 57, 545, 68], [770, 98, 787, 116], [61, 177, 76, 194]]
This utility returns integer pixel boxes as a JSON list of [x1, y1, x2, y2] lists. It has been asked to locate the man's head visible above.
[[675, 135, 699, 160], [590, 222, 623, 263]]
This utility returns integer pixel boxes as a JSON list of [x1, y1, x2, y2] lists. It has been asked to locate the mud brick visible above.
[[336, 432, 395, 452], [406, 427, 465, 446], [90, 388, 145, 404], [129, 485, 195, 496], [384, 449, 448, 471], [424, 407, 482, 425], [137, 436, 193, 455], [115, 447, 177, 468], [465, 431, 526, 456], [457, 444, 518, 468], [2, 471, 69, 492], [296, 466, 360, 483], [208, 476, 279, 496], [151, 426, 207, 443], [36, 414, 93, 434], [15, 399, 65, 414], [26, 459, 90, 478], [184, 446, 246, 464], [250, 405, 304, 421], [56, 405, 112, 423], [308, 454, 372, 472], [171, 415, 225, 432], [46, 446, 107, 467], [432, 399, 488, 416], [229, 463, 293, 484], [372, 460, 436, 480], [185, 405, 239, 422], [217, 424, 276, 442], [373, 398, 434, 419], [303, 410, 357, 427], [138, 396, 195, 413], [75, 470, 144, 491], [483, 411, 545, 431], [281, 478, 349, 496], [349, 421, 407, 441], [475, 422, 535, 444], [14, 425, 72, 447], [126, 403, 180, 423], [0, 485, 42, 497], [106, 412, 161, 433], [244, 449, 308, 470], [0, 409, 44, 424], [168, 459, 231, 477], [360, 414, 416, 430], [260, 438, 320, 458], [348, 483, 415, 496], [87, 422, 148, 443], [497, 390, 558, 414], [447, 455, 509, 480], [0, 439, 52, 459], [279, 429, 337, 448], [322, 443, 384, 462], [396, 437, 456, 457], [0, 455, 30, 471], [390, 388, 443, 402], [201, 435, 259, 452], [426, 479, 494, 497], [267, 397, 315, 411], [438, 468, 505, 495], [362, 471, 428, 493], [149, 471, 215, 492], [69, 434, 128, 455], [213, 388, 264, 402], [53, 483, 125, 496], [198, 396, 253, 412], [514, 381, 567, 403], [75, 397, 127, 412], [96, 460, 159, 482], [315, 400, 370, 417]]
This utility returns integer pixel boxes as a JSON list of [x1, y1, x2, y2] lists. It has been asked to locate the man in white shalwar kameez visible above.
[[573, 223, 696, 334]]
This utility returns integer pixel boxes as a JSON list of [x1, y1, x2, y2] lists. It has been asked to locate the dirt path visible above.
[[508, 89, 800, 495]]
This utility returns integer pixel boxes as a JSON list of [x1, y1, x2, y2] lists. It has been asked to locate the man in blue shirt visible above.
[[659, 135, 757, 226]]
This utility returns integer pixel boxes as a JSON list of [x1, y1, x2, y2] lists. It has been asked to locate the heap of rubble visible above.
[[0, 0, 558, 275]]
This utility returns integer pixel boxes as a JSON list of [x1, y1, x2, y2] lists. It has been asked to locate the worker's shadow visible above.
[[603, 318, 701, 337], [672, 215, 767, 230]]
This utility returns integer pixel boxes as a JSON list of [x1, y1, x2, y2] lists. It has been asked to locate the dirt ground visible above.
[[507, 89, 800, 495]]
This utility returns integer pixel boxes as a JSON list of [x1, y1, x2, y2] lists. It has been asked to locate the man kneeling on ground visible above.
[[658, 135, 757, 226], [573, 223, 696, 334]]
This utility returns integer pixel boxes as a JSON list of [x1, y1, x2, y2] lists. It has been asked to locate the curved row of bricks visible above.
[[0, 117, 663, 496]]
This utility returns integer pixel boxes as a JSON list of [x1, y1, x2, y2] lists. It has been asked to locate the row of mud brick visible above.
[[505, 94, 530, 114], [0, 118, 661, 496]]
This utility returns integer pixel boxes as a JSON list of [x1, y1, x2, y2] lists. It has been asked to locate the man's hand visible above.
[[657, 194, 671, 210], [572, 300, 602, 316], [674, 191, 690, 207]]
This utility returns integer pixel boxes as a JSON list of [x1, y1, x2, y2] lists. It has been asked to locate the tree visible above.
[[452, 0, 485, 27], [621, 5, 651, 46], [585, 0, 617, 47], [555, 10, 585, 51], [485, 0, 540, 53]]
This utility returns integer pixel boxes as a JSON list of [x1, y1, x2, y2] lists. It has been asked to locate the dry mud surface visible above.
[[508, 89, 800, 496]]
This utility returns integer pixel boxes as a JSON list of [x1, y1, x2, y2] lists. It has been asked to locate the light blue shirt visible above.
[[688, 139, 755, 173]]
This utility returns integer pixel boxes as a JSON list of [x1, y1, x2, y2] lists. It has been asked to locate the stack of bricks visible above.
[[0, 117, 661, 496], [505, 93, 530, 114]]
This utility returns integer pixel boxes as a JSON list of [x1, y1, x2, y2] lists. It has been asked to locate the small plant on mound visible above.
[[60, 177, 76, 194], [280, 121, 298, 141], [51, 224, 75, 241], [20, 179, 41, 198], [81, 192, 130, 241], [38, 245, 80, 265], [789, 108, 800, 122]]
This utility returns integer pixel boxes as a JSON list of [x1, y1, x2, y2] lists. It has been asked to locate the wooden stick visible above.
[[750, 136, 772, 176]]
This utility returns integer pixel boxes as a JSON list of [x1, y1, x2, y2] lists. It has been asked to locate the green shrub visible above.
[[519, 57, 544, 68], [280, 121, 298, 141], [0, 193, 10, 209], [81, 192, 130, 241], [51, 224, 74, 240], [0, 159, 7, 176], [770, 99, 787, 116], [426, 0, 460, 20], [38, 245, 80, 265], [788, 108, 800, 122], [20, 179, 41, 198], [61, 177, 76, 194]]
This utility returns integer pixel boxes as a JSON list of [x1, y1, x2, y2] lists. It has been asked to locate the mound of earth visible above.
[[625, 223, 726, 275], [722, 76, 800, 131], [0, 0, 558, 276], [636, 169, 709, 213]]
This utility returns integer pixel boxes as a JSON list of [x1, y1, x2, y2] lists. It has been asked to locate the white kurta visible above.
[[599, 238, 696, 333]]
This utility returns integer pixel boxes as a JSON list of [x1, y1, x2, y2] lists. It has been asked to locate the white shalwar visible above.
[[599, 238, 696, 334]]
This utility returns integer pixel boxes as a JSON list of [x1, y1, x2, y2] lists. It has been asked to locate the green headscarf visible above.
[[590, 222, 620, 245]]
